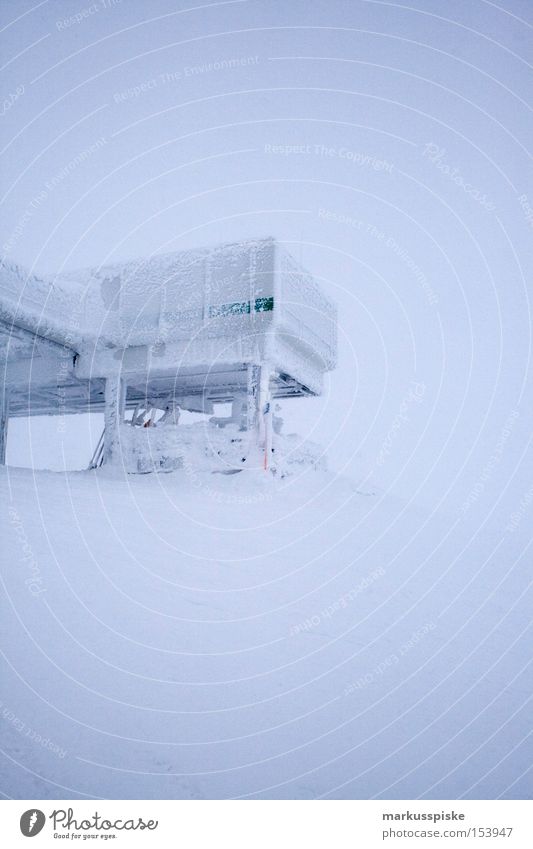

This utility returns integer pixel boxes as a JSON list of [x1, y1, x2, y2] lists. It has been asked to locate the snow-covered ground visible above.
[[1, 459, 530, 800]]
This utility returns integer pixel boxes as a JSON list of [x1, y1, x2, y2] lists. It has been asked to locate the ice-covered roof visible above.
[[1, 240, 336, 376], [1, 239, 280, 351], [51, 238, 277, 349], [2, 239, 337, 414]]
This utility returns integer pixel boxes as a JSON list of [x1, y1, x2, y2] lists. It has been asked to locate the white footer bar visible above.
[[2, 799, 531, 847]]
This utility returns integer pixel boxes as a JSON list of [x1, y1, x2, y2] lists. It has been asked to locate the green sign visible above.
[[209, 297, 274, 317]]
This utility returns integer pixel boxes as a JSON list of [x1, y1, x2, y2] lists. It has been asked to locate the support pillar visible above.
[[0, 388, 9, 466], [243, 363, 260, 432], [258, 365, 273, 470], [103, 374, 125, 466], [231, 395, 244, 428], [240, 363, 273, 469]]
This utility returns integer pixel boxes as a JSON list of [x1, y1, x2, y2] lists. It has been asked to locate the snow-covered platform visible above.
[[119, 420, 327, 476]]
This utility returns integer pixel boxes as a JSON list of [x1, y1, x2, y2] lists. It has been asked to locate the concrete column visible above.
[[103, 374, 125, 465], [0, 388, 9, 466], [244, 363, 260, 432]]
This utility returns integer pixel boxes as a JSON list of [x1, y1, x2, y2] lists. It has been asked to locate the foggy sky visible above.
[[2, 0, 532, 526]]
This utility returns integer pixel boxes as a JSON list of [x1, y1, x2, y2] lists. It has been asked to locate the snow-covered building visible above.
[[0, 239, 337, 472]]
